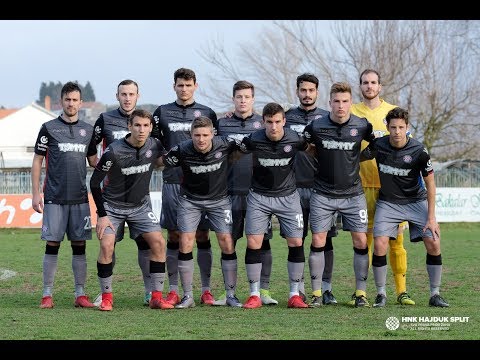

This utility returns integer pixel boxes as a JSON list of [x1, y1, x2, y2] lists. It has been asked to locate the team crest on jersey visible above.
[[193, 110, 202, 118], [350, 129, 358, 136], [284, 145, 292, 153], [145, 150, 152, 158], [215, 151, 222, 159], [79, 129, 87, 137], [315, 115, 323, 120], [403, 155, 412, 163], [253, 121, 262, 129]]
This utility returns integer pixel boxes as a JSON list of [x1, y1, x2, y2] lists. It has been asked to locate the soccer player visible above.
[[303, 82, 373, 307], [92, 79, 153, 306], [152, 68, 217, 306], [90, 109, 172, 311], [240, 102, 309, 309], [32, 81, 98, 309], [350, 69, 414, 306], [361, 107, 449, 308], [158, 116, 241, 308], [214, 80, 277, 306], [284, 73, 338, 306]]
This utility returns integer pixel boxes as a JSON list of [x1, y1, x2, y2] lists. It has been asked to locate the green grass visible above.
[[0, 223, 479, 340]]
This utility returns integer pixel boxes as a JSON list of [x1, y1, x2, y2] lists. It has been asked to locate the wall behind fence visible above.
[[0, 189, 479, 228]]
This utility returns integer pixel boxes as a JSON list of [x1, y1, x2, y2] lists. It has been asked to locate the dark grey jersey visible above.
[[90, 135, 165, 215], [34, 117, 97, 204], [152, 101, 217, 184], [362, 136, 431, 204], [285, 106, 328, 188], [163, 136, 237, 201], [93, 108, 130, 150], [240, 128, 308, 197], [303, 114, 374, 198], [215, 113, 264, 195]]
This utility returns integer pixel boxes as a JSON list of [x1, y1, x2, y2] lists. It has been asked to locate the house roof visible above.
[[0, 108, 19, 119]]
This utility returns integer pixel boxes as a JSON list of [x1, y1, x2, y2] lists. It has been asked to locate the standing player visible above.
[[350, 69, 414, 306], [152, 68, 218, 306], [284, 73, 338, 306], [90, 109, 172, 311], [32, 81, 97, 309], [92, 79, 153, 306], [240, 102, 309, 309], [214, 80, 277, 306], [303, 82, 373, 307], [159, 116, 241, 308], [361, 107, 449, 307]]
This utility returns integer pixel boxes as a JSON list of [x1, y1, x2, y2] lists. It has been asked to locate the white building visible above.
[[0, 103, 57, 168]]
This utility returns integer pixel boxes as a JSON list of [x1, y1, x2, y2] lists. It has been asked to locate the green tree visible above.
[[82, 81, 96, 102]]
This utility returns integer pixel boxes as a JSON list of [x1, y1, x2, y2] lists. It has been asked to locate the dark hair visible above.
[[117, 79, 139, 93], [128, 109, 153, 125], [174, 68, 196, 84], [330, 82, 352, 97], [61, 81, 82, 99], [386, 107, 409, 125], [233, 80, 255, 97], [359, 69, 381, 85], [191, 116, 213, 132], [296, 73, 319, 89], [262, 102, 285, 119]]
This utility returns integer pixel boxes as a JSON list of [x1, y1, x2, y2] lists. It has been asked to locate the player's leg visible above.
[[175, 197, 203, 309], [161, 183, 181, 305], [260, 218, 278, 305], [39, 204, 68, 309], [390, 221, 415, 305], [209, 197, 241, 307], [342, 194, 369, 307], [196, 220, 214, 305]]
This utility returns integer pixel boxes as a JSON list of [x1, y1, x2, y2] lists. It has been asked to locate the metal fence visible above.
[[1, 167, 479, 194], [0, 169, 164, 194]]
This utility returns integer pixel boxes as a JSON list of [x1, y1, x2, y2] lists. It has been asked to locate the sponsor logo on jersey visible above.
[[40, 136, 48, 144], [121, 163, 152, 175], [379, 163, 411, 176], [322, 140, 355, 150], [58, 143, 87, 152], [168, 123, 192, 132], [290, 124, 305, 135], [95, 126, 101, 134], [258, 158, 291, 166], [227, 133, 247, 142], [113, 130, 129, 139], [190, 162, 222, 174]]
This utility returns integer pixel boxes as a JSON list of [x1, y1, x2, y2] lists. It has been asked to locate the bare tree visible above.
[[199, 20, 480, 160]]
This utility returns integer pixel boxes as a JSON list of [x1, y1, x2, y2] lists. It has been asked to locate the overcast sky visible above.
[[0, 20, 333, 109]]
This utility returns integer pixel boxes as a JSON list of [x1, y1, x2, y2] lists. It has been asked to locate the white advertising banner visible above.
[[436, 188, 480, 222], [148, 189, 480, 225]]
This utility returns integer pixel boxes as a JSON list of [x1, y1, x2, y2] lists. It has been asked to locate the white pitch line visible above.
[[0, 269, 17, 280]]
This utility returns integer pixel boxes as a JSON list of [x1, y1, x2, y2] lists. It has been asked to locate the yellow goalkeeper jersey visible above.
[[351, 99, 397, 188]]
